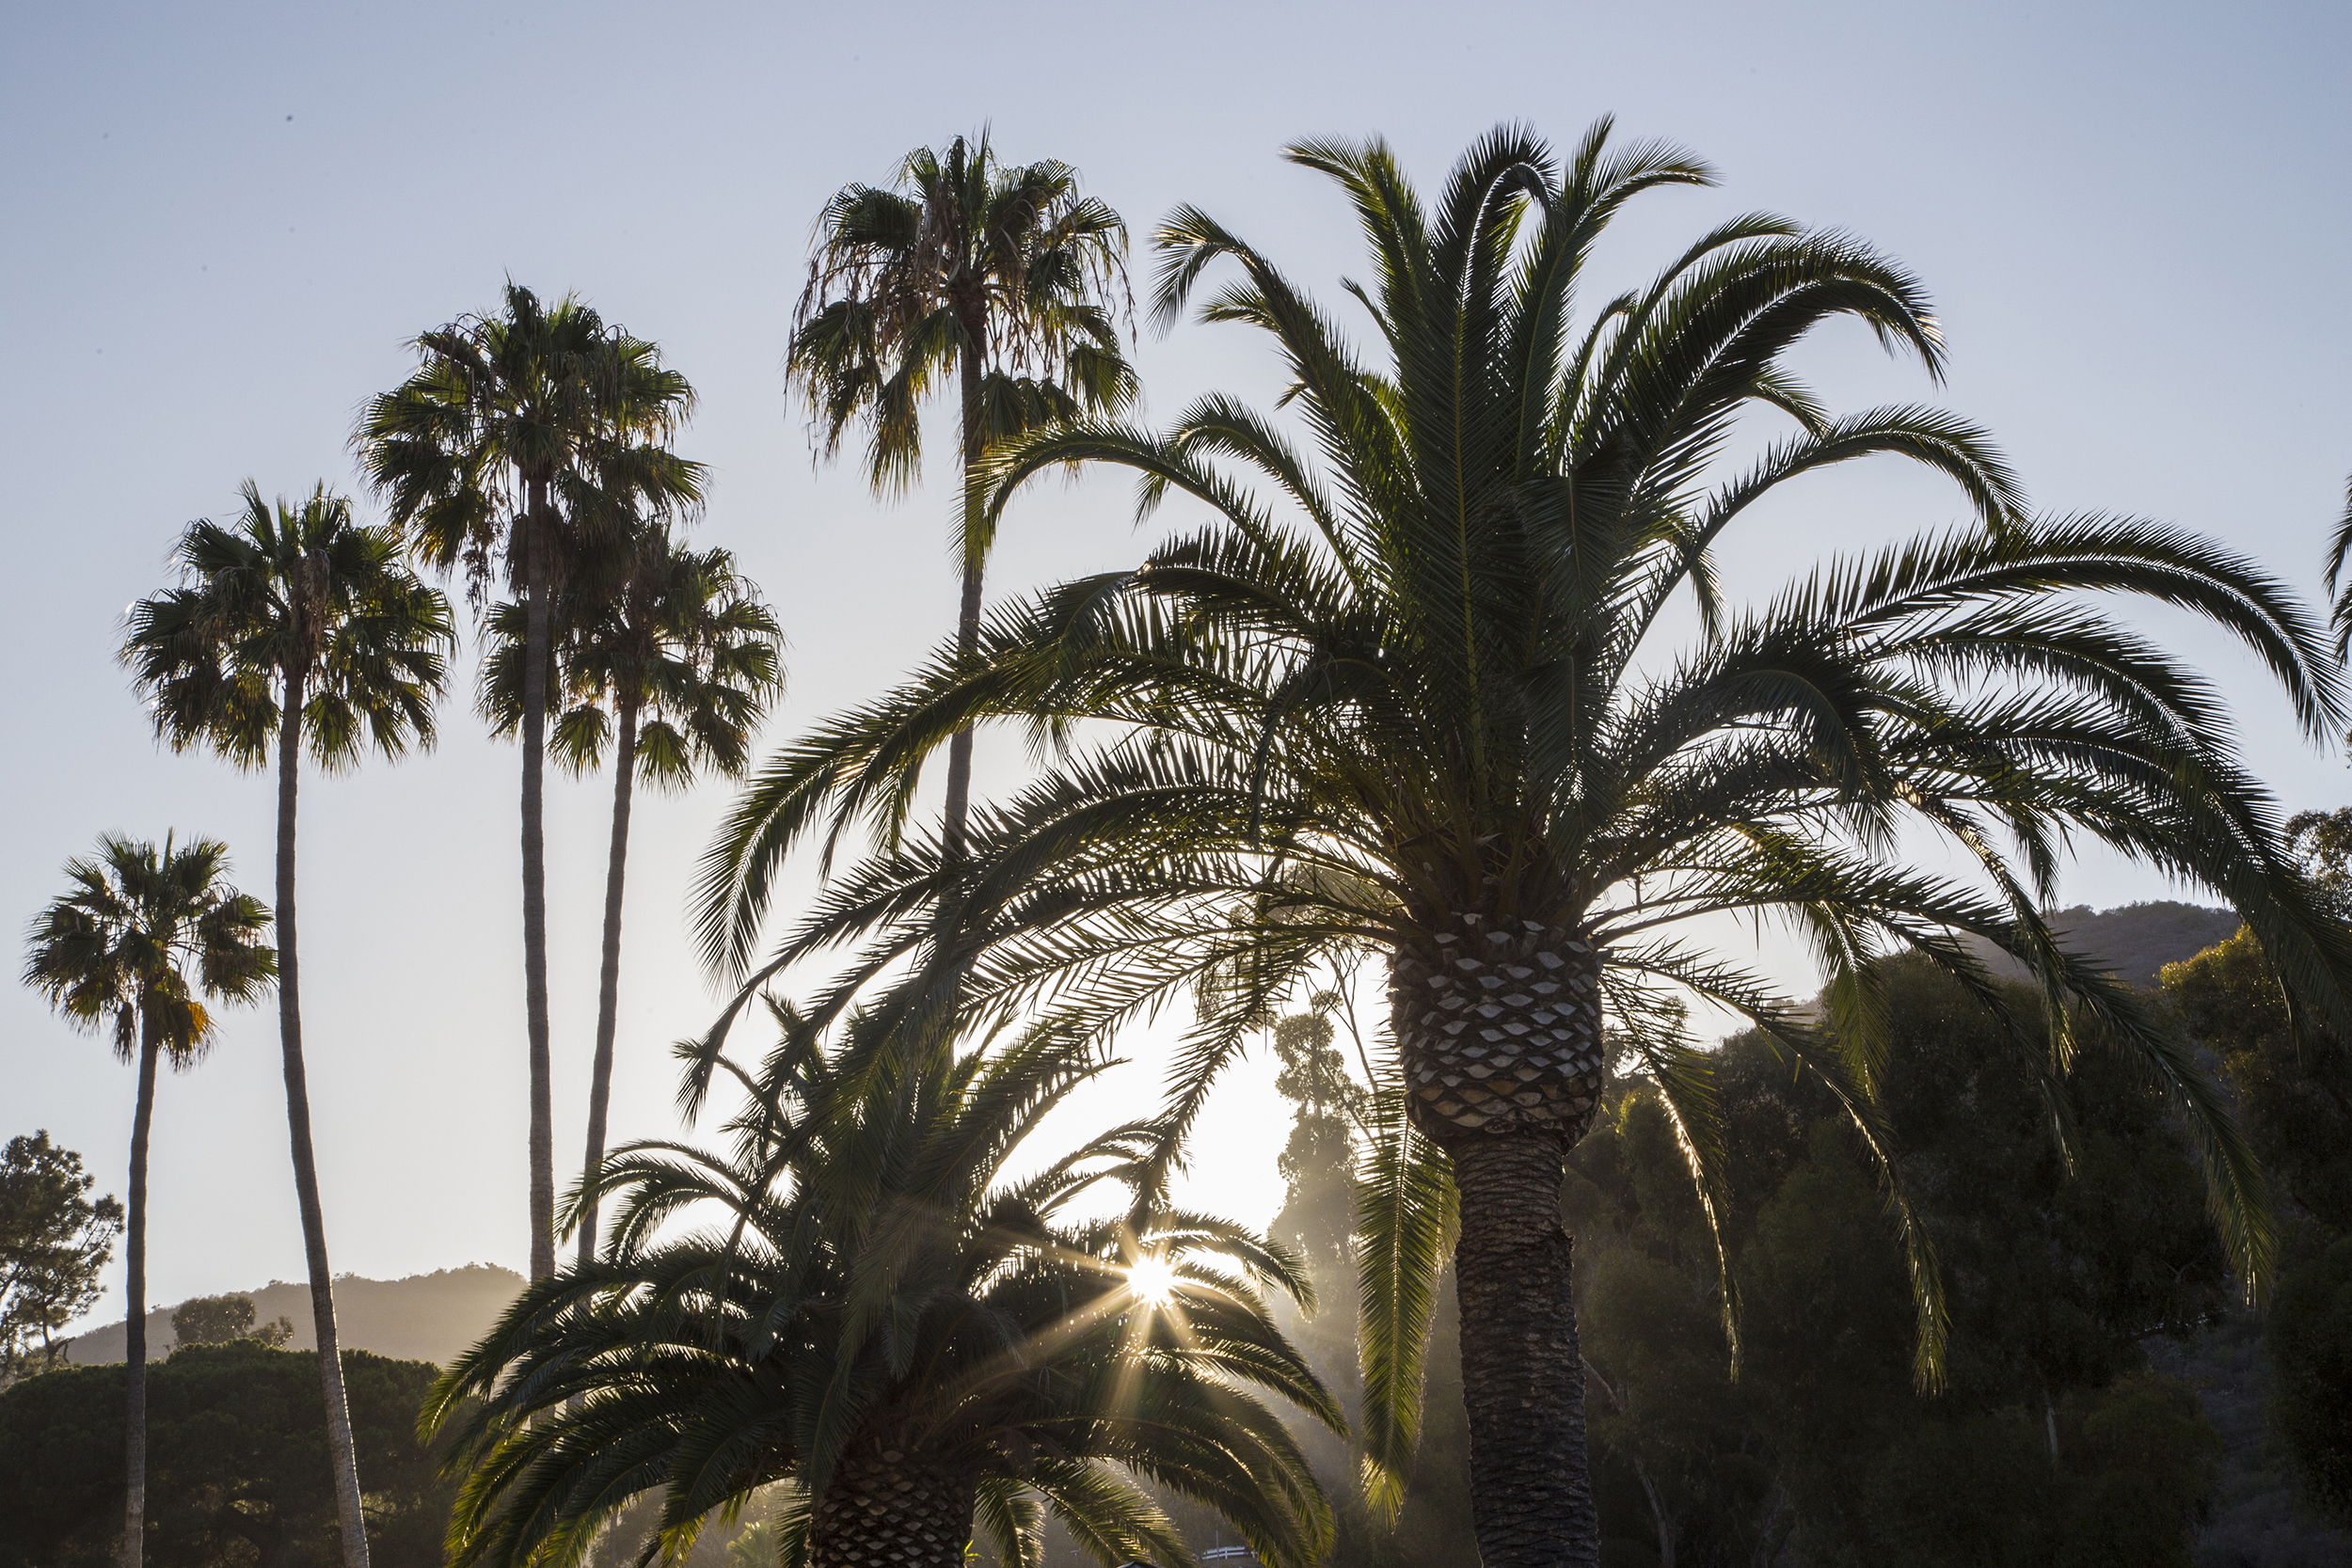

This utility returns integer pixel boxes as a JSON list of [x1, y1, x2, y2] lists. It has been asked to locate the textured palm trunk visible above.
[[576, 698, 639, 1270], [521, 478, 556, 1282], [120, 1014, 160, 1568], [1391, 909, 1606, 1568], [274, 672, 373, 1568], [806, 1444, 976, 1568], [940, 331, 988, 859]]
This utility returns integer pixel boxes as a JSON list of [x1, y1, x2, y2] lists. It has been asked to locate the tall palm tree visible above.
[[787, 133, 1136, 854], [356, 283, 704, 1281], [696, 123, 2352, 1568], [481, 526, 782, 1265], [24, 834, 274, 1568], [119, 481, 451, 1568], [423, 1015, 1340, 1568]]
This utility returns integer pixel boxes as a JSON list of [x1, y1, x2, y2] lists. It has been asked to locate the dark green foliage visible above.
[[2268, 1236, 2352, 1525], [171, 1292, 292, 1350], [0, 1341, 456, 1566], [0, 1131, 120, 1380], [1567, 957, 2227, 1564]]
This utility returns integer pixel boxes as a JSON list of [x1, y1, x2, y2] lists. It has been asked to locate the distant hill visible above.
[[66, 1263, 522, 1370], [1961, 900, 2240, 989]]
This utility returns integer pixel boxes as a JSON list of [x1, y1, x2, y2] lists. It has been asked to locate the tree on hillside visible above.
[[170, 1295, 292, 1351], [425, 1016, 1340, 1568], [0, 1132, 122, 1383], [782, 132, 1135, 855], [695, 121, 2352, 1567], [122, 479, 452, 1568], [358, 284, 703, 1283], [23, 835, 274, 1568], [481, 527, 781, 1265]]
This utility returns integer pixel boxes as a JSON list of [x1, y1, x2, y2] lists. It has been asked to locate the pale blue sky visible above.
[[6, 0, 2349, 1328]]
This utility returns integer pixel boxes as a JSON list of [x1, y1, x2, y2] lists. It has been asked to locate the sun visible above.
[[1126, 1255, 1179, 1307]]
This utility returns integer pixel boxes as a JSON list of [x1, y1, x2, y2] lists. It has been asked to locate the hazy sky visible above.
[[6, 0, 2349, 1332]]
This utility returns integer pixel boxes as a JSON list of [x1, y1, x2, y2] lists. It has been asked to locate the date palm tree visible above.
[[481, 525, 782, 1265], [788, 133, 1136, 853], [357, 284, 704, 1280], [119, 479, 450, 1568], [24, 833, 274, 1568], [424, 1014, 1339, 1568], [697, 123, 2352, 1567]]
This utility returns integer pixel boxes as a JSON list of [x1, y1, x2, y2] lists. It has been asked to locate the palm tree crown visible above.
[[481, 528, 782, 788], [790, 132, 1136, 498], [121, 481, 452, 768], [24, 833, 274, 1061], [425, 1018, 1339, 1568], [696, 122, 2352, 1567], [355, 282, 705, 597]]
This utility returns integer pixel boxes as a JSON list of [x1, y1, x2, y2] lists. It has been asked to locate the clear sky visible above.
[[6, 0, 2349, 1332]]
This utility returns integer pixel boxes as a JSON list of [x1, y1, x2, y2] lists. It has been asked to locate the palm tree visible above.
[[480, 525, 782, 1266], [119, 481, 451, 1567], [787, 133, 1136, 854], [356, 283, 704, 1281], [423, 1015, 1340, 1568], [24, 834, 274, 1568], [696, 123, 2352, 1568]]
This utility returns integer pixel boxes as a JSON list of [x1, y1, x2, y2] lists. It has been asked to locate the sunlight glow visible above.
[[1126, 1255, 1179, 1307]]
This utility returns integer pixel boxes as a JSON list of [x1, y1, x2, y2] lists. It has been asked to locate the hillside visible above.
[[1962, 900, 2240, 988], [66, 1263, 522, 1370]]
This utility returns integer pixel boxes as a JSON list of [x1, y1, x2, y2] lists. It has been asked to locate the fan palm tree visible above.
[[119, 480, 451, 1568], [788, 132, 1136, 854], [481, 525, 783, 1266], [695, 123, 2352, 1568], [356, 283, 704, 1280], [24, 833, 274, 1568], [423, 1015, 1340, 1568]]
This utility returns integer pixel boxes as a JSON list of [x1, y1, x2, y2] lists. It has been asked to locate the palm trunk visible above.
[[1389, 911, 1608, 1568], [521, 479, 556, 1282], [1452, 1128, 1598, 1568], [120, 1013, 160, 1568], [940, 337, 987, 859], [806, 1443, 975, 1568], [576, 697, 639, 1270], [274, 671, 373, 1568]]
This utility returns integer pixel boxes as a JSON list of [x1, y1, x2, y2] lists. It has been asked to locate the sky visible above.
[[5, 0, 2349, 1332]]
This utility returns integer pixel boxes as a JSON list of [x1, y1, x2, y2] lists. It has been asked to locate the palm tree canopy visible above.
[[354, 281, 705, 592], [24, 833, 275, 1064], [478, 526, 784, 788], [788, 133, 1136, 524], [120, 481, 453, 768], [424, 1016, 1340, 1568], [693, 122, 2352, 1478]]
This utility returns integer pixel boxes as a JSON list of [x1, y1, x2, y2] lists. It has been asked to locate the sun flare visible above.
[[1126, 1255, 1179, 1307]]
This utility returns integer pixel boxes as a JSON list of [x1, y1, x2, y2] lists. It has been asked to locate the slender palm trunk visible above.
[[576, 698, 639, 1269], [806, 1444, 975, 1568], [120, 1014, 160, 1568], [521, 480, 556, 1282], [940, 337, 987, 859], [1451, 1128, 1597, 1568], [274, 674, 373, 1568]]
